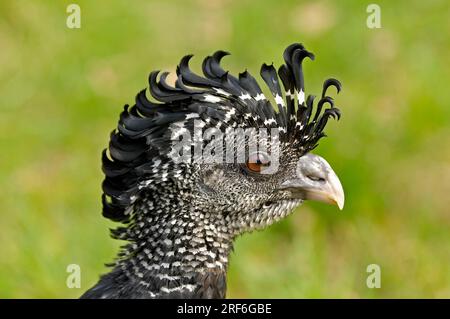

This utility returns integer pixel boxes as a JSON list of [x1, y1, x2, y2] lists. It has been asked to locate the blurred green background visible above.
[[0, 0, 449, 298]]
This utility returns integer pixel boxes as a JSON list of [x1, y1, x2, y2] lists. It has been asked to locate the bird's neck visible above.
[[106, 197, 236, 298]]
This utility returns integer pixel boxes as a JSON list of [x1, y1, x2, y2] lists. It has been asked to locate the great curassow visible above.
[[81, 43, 344, 299]]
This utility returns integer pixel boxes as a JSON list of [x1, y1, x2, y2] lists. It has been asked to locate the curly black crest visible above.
[[102, 43, 341, 223]]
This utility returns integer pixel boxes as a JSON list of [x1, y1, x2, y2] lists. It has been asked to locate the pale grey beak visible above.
[[279, 153, 345, 210]]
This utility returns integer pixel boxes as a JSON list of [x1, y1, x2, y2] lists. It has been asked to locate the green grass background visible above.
[[0, 0, 449, 298]]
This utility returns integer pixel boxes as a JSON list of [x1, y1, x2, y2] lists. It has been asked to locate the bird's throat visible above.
[[97, 199, 235, 298]]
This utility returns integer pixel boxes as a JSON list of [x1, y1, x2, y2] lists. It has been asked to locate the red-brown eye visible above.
[[246, 152, 271, 173]]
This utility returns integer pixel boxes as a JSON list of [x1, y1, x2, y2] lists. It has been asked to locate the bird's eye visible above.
[[246, 152, 271, 173]]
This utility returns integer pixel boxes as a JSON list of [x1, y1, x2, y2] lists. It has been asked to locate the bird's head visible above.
[[102, 43, 343, 238]]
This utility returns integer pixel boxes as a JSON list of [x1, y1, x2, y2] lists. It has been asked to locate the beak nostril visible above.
[[307, 175, 326, 183]]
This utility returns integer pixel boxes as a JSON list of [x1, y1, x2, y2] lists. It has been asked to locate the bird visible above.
[[81, 43, 344, 299]]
